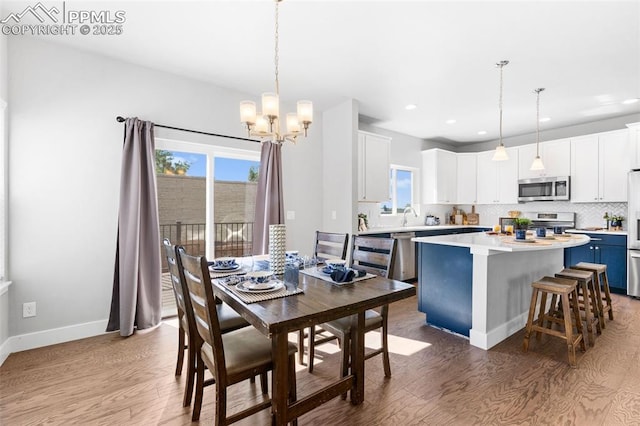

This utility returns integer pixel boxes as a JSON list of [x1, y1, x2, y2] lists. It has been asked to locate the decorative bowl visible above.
[[246, 270, 273, 284], [213, 257, 237, 268], [325, 258, 347, 270]]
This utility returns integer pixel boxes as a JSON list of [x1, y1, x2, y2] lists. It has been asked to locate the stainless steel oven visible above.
[[518, 176, 570, 202]]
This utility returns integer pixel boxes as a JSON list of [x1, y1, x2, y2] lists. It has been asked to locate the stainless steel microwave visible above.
[[518, 176, 570, 202]]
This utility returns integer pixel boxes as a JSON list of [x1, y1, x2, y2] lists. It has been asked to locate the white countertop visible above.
[[412, 232, 590, 252], [566, 229, 627, 236], [358, 225, 488, 235]]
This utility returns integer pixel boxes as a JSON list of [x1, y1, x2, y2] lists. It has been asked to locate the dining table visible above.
[[210, 265, 416, 425]]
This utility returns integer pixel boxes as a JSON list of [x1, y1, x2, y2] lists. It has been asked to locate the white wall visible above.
[[0, 21, 8, 363], [6, 37, 323, 348], [0, 26, 6, 101], [322, 100, 358, 234]]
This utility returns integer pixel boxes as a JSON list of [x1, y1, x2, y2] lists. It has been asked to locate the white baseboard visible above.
[[0, 319, 111, 366], [0, 337, 11, 366], [470, 312, 528, 350]]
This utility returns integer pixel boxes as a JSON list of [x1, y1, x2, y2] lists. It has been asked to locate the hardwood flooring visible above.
[[2, 294, 640, 425]]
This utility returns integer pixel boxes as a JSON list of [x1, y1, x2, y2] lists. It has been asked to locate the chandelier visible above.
[[530, 88, 546, 170], [492, 60, 509, 161], [239, 0, 313, 144]]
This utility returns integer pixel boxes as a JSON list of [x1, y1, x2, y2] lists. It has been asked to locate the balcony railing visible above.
[[160, 221, 253, 272]]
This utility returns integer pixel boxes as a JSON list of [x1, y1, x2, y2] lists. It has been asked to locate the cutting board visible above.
[[467, 205, 479, 225]]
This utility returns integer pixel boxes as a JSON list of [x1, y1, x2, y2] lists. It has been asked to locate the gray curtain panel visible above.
[[107, 117, 162, 336], [252, 141, 285, 255]]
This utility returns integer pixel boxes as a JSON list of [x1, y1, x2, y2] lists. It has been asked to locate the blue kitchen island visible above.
[[413, 232, 590, 349]]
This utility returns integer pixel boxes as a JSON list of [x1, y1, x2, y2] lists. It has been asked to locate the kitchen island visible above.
[[412, 232, 590, 350]]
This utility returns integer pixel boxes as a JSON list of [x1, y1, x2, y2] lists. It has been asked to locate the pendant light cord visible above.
[[499, 64, 503, 145], [496, 60, 509, 147], [534, 88, 545, 156]]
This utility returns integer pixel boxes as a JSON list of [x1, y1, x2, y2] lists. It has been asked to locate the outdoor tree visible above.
[[248, 165, 259, 182], [155, 150, 191, 175]]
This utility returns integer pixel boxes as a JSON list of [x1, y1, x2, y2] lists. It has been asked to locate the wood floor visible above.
[[2, 294, 640, 425]]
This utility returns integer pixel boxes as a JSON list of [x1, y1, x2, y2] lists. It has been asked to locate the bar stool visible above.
[[555, 268, 601, 346], [572, 262, 614, 329], [523, 276, 586, 367]]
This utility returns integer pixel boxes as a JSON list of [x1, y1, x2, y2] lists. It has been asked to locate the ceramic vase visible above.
[[269, 224, 286, 275]]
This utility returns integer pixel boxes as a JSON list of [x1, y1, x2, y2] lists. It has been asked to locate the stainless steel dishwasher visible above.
[[390, 232, 416, 281]]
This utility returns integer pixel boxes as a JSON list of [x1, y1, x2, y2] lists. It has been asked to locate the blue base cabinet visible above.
[[564, 233, 627, 294], [418, 243, 473, 336]]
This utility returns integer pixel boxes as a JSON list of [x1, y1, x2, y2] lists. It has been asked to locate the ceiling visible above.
[[6, 0, 640, 143]]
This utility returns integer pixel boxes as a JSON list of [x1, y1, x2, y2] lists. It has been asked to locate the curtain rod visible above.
[[115, 116, 260, 144]]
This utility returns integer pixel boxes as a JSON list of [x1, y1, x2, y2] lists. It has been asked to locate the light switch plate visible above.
[[286, 210, 295, 220]]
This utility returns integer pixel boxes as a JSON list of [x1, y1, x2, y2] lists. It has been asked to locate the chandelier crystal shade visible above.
[[492, 60, 509, 161], [240, 0, 312, 144], [530, 88, 546, 171]]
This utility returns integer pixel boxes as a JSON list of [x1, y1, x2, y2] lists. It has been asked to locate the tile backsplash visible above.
[[473, 202, 627, 230], [359, 201, 628, 231]]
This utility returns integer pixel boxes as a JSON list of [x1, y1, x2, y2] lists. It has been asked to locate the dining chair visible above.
[[163, 239, 251, 416], [305, 236, 396, 382], [314, 231, 350, 262], [178, 248, 298, 425], [298, 231, 350, 368]]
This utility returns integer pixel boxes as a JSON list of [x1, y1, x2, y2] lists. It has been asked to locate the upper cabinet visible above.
[[629, 123, 640, 170], [456, 153, 477, 205], [518, 138, 571, 179], [571, 130, 628, 202], [476, 147, 518, 204], [358, 131, 391, 202], [422, 149, 457, 204]]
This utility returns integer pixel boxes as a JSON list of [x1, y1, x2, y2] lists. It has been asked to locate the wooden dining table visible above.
[[210, 269, 416, 425]]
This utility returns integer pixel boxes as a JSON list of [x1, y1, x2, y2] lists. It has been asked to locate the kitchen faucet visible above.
[[402, 206, 418, 227]]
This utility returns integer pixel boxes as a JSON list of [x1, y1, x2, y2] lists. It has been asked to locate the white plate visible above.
[[236, 281, 285, 293], [210, 263, 241, 272], [242, 280, 276, 291]]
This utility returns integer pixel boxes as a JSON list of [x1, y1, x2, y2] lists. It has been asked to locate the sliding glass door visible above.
[[155, 138, 259, 316]]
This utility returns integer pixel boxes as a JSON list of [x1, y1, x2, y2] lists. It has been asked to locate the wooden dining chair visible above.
[[298, 231, 350, 368], [178, 248, 298, 425], [306, 236, 397, 381], [314, 231, 350, 262], [163, 239, 250, 415]]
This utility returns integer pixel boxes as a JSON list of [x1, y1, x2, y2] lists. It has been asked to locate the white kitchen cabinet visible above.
[[570, 130, 628, 202], [421, 149, 457, 204], [628, 122, 640, 170], [476, 147, 518, 204], [358, 131, 391, 202], [518, 138, 570, 179], [456, 153, 477, 204]]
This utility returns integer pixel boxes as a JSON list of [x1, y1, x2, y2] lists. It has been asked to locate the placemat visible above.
[[299, 267, 377, 286], [216, 279, 304, 304]]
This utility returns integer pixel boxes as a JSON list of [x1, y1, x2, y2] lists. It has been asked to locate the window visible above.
[[155, 138, 260, 317], [380, 166, 418, 215]]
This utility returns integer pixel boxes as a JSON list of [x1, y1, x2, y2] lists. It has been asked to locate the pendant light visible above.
[[492, 60, 509, 161], [530, 88, 546, 170], [239, 0, 313, 144]]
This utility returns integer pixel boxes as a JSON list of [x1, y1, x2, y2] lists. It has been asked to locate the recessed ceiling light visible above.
[[477, 130, 487, 135], [539, 117, 551, 122], [623, 98, 639, 105], [405, 104, 417, 110], [445, 119, 456, 124]]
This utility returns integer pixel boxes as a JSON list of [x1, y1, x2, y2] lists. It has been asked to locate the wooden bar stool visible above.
[[523, 276, 586, 367], [555, 268, 601, 346], [572, 262, 614, 328]]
